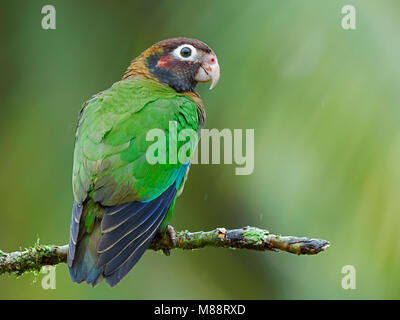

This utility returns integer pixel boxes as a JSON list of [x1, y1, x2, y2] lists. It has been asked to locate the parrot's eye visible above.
[[173, 44, 197, 61], [180, 47, 192, 58]]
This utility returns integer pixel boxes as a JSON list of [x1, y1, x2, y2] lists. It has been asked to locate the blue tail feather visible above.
[[68, 183, 177, 287]]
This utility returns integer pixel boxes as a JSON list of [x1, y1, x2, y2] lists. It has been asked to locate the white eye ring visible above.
[[172, 44, 198, 61]]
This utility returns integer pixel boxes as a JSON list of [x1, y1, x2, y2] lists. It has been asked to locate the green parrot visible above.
[[68, 38, 220, 287]]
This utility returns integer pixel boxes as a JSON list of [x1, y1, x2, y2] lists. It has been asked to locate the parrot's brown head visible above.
[[123, 37, 220, 93]]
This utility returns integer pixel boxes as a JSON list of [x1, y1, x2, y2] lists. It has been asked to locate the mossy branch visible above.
[[0, 226, 329, 277]]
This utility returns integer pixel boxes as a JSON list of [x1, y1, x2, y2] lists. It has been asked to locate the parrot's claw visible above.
[[166, 225, 177, 247], [156, 225, 177, 256]]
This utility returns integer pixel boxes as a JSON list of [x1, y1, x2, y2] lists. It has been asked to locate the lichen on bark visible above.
[[0, 226, 329, 277]]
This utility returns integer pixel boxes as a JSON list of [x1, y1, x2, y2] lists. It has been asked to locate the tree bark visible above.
[[0, 226, 329, 276]]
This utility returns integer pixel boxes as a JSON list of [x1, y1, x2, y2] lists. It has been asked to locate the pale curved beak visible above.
[[195, 53, 220, 90]]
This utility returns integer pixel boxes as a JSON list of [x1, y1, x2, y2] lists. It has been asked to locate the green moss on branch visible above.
[[0, 226, 329, 277], [149, 226, 330, 254]]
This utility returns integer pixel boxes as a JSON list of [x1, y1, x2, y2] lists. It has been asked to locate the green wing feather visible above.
[[73, 77, 199, 208]]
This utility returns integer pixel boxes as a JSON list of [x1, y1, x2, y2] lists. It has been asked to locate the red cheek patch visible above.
[[158, 56, 173, 68]]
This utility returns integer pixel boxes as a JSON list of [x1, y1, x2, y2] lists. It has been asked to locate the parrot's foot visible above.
[[158, 225, 177, 256], [166, 225, 177, 246]]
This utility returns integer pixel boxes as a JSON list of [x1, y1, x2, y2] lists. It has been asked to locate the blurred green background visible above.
[[1, 0, 400, 299]]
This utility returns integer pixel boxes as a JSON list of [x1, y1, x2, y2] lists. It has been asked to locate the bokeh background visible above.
[[1, 0, 400, 299]]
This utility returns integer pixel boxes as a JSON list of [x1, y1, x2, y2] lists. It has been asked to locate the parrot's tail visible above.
[[68, 201, 104, 287], [67, 183, 178, 287]]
